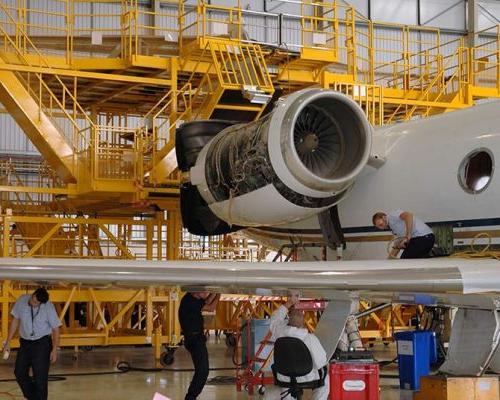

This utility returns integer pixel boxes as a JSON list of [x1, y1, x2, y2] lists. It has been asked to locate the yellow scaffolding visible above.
[[0, 281, 181, 361], [0, 0, 497, 201], [0, 0, 499, 357]]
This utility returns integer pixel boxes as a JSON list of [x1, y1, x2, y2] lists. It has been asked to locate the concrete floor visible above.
[[0, 337, 406, 400]]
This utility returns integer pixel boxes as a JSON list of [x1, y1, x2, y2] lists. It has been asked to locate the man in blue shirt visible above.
[[372, 210, 435, 258], [2, 287, 61, 400]]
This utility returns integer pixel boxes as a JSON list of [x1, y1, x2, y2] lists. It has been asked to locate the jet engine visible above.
[[177, 88, 372, 235]]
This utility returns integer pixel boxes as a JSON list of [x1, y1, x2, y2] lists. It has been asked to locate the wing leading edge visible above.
[[0, 257, 499, 299]]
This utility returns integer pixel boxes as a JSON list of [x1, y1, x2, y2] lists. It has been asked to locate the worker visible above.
[[1, 287, 61, 400], [178, 292, 221, 400], [372, 209, 435, 258], [265, 293, 329, 400]]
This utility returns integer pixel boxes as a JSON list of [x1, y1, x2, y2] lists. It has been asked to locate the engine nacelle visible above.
[[189, 89, 372, 227]]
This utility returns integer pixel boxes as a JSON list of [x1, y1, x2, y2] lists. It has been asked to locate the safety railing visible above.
[[384, 44, 468, 123], [0, 0, 498, 136], [329, 82, 383, 126], [300, 1, 337, 53], [179, 232, 268, 262], [189, 71, 217, 120], [0, 2, 164, 184], [179, 0, 244, 51], [0, 0, 72, 61], [0, 214, 163, 259], [0, 2, 94, 154], [21, 71, 91, 151], [181, 38, 221, 120], [200, 1, 242, 42], [1, 0, 497, 97], [74, 5, 122, 60], [121, 0, 180, 59], [72, 125, 140, 183], [372, 24, 441, 88], [208, 40, 274, 91], [178, 0, 198, 51], [351, 17, 374, 83], [0, 157, 61, 209], [138, 83, 192, 175], [471, 25, 500, 91], [180, 1, 341, 56]]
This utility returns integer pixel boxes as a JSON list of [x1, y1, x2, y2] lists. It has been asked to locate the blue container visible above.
[[394, 330, 436, 390], [241, 318, 273, 372]]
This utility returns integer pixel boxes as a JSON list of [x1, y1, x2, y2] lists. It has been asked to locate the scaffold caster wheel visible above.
[[225, 333, 236, 348], [160, 348, 175, 366], [244, 384, 255, 395], [258, 385, 266, 396]]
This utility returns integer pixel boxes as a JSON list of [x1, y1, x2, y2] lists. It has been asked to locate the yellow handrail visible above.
[[404, 47, 463, 120], [0, 2, 94, 151]]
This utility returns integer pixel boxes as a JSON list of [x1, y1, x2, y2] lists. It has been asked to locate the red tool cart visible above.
[[235, 299, 327, 396]]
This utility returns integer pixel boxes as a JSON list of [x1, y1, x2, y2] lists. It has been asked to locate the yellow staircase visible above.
[[0, 3, 88, 183], [136, 84, 192, 185], [13, 221, 74, 257], [187, 39, 274, 121], [0, 57, 77, 182]]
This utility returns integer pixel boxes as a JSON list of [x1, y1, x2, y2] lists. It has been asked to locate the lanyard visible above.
[[30, 305, 40, 337]]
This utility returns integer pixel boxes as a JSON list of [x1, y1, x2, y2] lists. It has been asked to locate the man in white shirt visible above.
[[372, 209, 435, 259], [2, 287, 61, 400], [265, 295, 329, 400]]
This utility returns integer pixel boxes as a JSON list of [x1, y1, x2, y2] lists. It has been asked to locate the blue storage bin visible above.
[[394, 330, 436, 390], [241, 318, 273, 372]]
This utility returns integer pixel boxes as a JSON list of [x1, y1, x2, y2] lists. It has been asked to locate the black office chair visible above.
[[271, 337, 328, 400]]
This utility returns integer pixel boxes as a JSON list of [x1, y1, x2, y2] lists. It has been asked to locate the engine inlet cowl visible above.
[[270, 88, 372, 195]]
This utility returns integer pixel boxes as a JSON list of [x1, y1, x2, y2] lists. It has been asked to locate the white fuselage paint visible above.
[[246, 100, 500, 260]]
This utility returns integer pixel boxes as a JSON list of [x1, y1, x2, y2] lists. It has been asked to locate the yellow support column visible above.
[[153, 326, 162, 361], [1, 280, 11, 343], [156, 212, 164, 261], [146, 287, 154, 342], [168, 288, 180, 347], [167, 210, 180, 260], [146, 221, 153, 260], [2, 215, 10, 257]]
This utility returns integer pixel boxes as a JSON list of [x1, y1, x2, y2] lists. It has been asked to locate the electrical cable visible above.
[[0, 391, 18, 399], [0, 361, 238, 384], [206, 375, 235, 385], [115, 360, 238, 373], [379, 373, 400, 379], [450, 232, 500, 260], [387, 232, 500, 260], [231, 340, 246, 368], [377, 356, 398, 366]]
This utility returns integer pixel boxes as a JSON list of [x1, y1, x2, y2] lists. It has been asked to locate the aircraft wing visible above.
[[0, 257, 499, 307], [2, 256, 500, 376]]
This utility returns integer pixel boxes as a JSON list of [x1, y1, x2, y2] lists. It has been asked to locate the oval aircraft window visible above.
[[458, 149, 494, 194]]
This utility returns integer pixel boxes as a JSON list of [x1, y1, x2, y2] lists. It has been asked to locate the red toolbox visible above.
[[329, 361, 380, 400]]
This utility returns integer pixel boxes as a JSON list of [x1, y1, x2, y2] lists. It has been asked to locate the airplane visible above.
[[176, 88, 500, 261], [2, 89, 500, 378], [168, 87, 500, 376]]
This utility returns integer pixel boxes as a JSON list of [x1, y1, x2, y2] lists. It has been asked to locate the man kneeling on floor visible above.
[[265, 293, 329, 400]]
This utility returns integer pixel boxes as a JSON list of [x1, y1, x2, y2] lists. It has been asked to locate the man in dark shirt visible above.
[[178, 292, 220, 400]]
